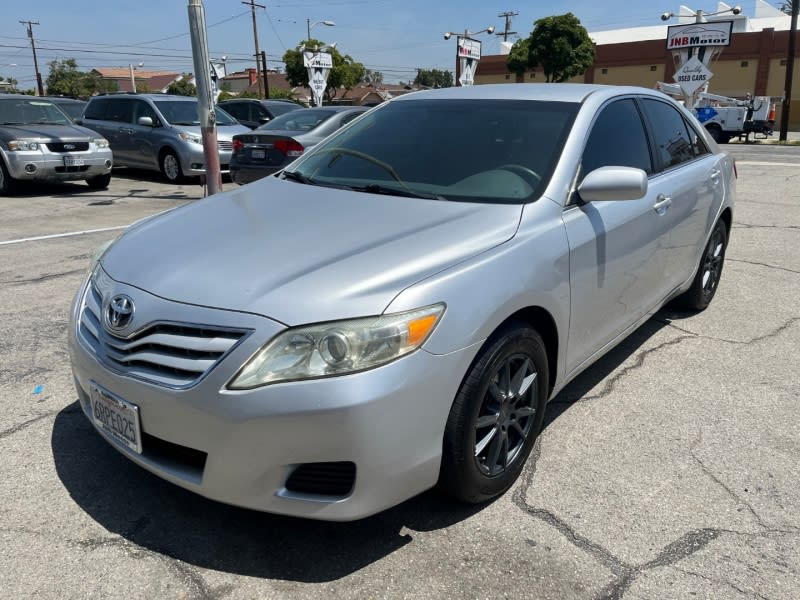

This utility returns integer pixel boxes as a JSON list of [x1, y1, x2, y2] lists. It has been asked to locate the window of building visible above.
[[781, 59, 788, 66], [505, 74, 510, 80], [601, 68, 608, 75], [529, 72, 535, 79], [650, 65, 657, 71], [741, 61, 749, 68]]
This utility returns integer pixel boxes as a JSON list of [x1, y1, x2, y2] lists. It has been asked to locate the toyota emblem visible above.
[[105, 294, 135, 330]]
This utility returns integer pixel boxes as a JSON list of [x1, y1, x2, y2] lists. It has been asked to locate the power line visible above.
[[497, 10, 518, 42]]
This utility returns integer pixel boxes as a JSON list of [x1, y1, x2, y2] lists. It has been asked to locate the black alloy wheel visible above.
[[439, 323, 548, 504], [679, 219, 728, 311]]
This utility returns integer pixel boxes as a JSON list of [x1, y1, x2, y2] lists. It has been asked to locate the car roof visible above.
[[89, 93, 197, 102], [392, 83, 667, 104], [42, 96, 85, 104], [305, 106, 368, 113]]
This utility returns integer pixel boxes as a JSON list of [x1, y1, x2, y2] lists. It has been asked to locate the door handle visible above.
[[653, 194, 672, 214], [119, 127, 133, 134], [710, 168, 721, 184]]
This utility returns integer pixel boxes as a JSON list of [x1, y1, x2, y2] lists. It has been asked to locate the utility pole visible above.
[[20, 20, 44, 96], [261, 50, 270, 98], [779, 0, 798, 141], [242, 0, 265, 98], [188, 0, 222, 196], [496, 10, 518, 42]]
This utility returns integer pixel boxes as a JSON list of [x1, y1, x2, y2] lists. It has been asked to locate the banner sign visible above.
[[457, 36, 481, 87], [303, 50, 332, 107], [666, 21, 733, 50]]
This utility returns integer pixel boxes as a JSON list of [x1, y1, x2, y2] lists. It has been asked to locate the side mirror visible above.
[[577, 166, 648, 202], [138, 116, 154, 127], [259, 116, 270, 124]]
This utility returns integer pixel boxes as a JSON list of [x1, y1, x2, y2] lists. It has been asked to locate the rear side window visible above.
[[84, 99, 108, 120], [639, 98, 697, 171], [581, 99, 652, 176], [222, 102, 246, 120]]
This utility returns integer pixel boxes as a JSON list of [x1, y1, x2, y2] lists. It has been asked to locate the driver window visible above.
[[581, 99, 652, 177]]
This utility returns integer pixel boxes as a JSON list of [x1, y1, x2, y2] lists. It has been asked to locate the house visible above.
[[90, 68, 185, 93], [329, 83, 421, 106]]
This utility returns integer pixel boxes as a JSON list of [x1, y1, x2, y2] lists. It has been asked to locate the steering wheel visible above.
[[496, 164, 541, 188]]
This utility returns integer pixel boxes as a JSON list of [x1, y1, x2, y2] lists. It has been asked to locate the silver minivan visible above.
[[80, 94, 249, 182]]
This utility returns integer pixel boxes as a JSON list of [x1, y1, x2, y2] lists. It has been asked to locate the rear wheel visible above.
[[439, 323, 548, 503], [706, 124, 730, 144], [86, 173, 111, 190], [160, 150, 184, 183], [0, 158, 18, 196], [678, 219, 728, 311]]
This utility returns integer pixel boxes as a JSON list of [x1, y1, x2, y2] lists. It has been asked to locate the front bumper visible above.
[[5, 147, 112, 182], [67, 271, 475, 521]]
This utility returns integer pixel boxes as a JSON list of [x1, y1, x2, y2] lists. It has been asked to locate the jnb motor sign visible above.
[[666, 21, 733, 49], [666, 20, 733, 104]]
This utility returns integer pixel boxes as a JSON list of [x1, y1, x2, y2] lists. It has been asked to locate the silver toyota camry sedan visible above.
[[68, 84, 735, 521]]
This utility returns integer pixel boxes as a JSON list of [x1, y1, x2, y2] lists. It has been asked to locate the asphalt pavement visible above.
[[0, 151, 798, 599]]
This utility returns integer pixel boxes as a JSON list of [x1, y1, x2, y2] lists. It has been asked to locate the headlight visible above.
[[94, 138, 110, 148], [228, 303, 446, 389], [179, 132, 202, 145], [8, 140, 40, 151]]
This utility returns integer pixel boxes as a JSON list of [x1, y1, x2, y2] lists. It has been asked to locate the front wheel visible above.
[[439, 323, 549, 504], [86, 173, 111, 190], [160, 150, 184, 183], [0, 158, 17, 196], [678, 219, 728, 311]]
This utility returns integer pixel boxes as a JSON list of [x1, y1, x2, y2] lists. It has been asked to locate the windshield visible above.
[[0, 99, 72, 126], [266, 103, 302, 118], [285, 99, 578, 204], [153, 100, 239, 126], [257, 108, 335, 132]]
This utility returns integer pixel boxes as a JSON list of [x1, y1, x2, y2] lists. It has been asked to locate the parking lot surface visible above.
[[1, 150, 798, 599]]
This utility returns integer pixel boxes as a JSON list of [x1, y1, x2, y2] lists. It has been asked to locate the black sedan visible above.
[[229, 106, 368, 185]]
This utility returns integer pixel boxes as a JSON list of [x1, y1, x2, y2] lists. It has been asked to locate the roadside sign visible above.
[[666, 21, 733, 50], [303, 50, 332, 107], [457, 36, 481, 87], [673, 55, 713, 97]]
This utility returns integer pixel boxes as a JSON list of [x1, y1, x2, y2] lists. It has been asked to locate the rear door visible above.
[[638, 98, 720, 293], [563, 97, 671, 373]]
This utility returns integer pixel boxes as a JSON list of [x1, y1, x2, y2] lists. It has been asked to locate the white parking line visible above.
[[0, 225, 128, 247], [736, 161, 800, 167]]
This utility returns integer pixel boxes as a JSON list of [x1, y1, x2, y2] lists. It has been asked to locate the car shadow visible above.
[[52, 313, 673, 582]]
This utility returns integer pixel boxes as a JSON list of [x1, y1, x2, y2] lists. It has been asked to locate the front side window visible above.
[[285, 99, 579, 204], [221, 102, 245, 120], [640, 98, 697, 171], [581, 98, 652, 177]]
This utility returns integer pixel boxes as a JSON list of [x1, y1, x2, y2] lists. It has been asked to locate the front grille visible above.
[[285, 462, 356, 497], [47, 142, 90, 152], [78, 281, 247, 388], [217, 140, 233, 151]]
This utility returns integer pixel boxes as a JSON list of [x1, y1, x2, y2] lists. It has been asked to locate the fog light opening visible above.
[[104, 160, 112, 168], [24, 163, 37, 173]]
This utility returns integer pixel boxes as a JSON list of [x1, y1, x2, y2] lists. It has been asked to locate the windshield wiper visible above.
[[1, 121, 24, 125], [356, 183, 446, 201], [281, 170, 315, 185]]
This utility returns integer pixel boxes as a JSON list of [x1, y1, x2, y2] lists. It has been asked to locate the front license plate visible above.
[[90, 383, 142, 454], [64, 156, 85, 167], [251, 148, 265, 160]]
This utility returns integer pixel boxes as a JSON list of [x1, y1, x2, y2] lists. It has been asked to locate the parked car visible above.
[[0, 94, 113, 194], [79, 94, 249, 182], [230, 106, 368, 185], [218, 98, 303, 129], [43, 96, 87, 122], [68, 84, 735, 521]]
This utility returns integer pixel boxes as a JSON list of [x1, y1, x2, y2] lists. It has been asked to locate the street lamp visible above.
[[307, 19, 335, 41], [443, 25, 495, 40], [660, 5, 741, 22], [129, 61, 143, 93]]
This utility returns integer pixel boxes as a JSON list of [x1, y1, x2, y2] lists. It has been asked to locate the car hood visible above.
[[0, 123, 100, 141], [102, 177, 523, 325]]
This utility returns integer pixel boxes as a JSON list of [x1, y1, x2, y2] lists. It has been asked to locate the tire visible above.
[[706, 125, 729, 144], [160, 149, 184, 183], [86, 173, 111, 190], [0, 157, 18, 196], [439, 323, 549, 504], [678, 219, 728, 311]]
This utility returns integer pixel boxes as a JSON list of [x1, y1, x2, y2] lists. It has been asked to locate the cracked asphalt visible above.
[[1, 152, 798, 599]]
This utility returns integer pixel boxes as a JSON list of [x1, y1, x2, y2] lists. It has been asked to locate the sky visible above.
[[0, 0, 787, 88]]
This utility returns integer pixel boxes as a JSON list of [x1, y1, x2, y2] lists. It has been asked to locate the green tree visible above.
[[45, 59, 114, 97], [414, 68, 453, 88], [282, 40, 366, 100], [363, 69, 384, 85], [166, 77, 196, 96], [506, 38, 530, 80], [506, 13, 595, 83], [525, 13, 595, 83]]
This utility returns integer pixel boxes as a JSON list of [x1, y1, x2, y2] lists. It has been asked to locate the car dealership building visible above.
[[474, 1, 800, 129]]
